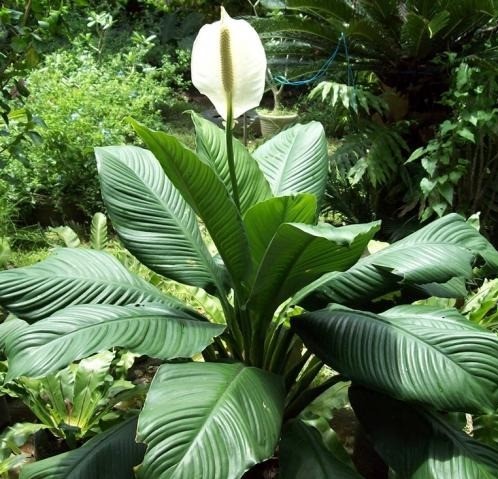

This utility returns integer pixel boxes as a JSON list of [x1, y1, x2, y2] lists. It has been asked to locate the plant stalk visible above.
[[284, 374, 345, 420], [225, 103, 241, 212]]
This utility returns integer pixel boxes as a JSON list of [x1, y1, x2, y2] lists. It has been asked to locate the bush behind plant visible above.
[[3, 44, 181, 225]]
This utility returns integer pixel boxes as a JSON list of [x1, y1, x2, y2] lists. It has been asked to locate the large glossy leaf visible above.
[[279, 419, 361, 479], [21, 417, 144, 479], [253, 122, 328, 205], [243, 194, 317, 269], [5, 304, 224, 380], [247, 221, 380, 324], [350, 386, 498, 479], [96, 146, 224, 292], [303, 214, 498, 306], [131, 120, 250, 286], [191, 112, 272, 214], [0, 248, 184, 322], [292, 304, 498, 413], [136, 362, 285, 479]]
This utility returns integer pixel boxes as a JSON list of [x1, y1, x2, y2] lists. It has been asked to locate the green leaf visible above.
[[292, 304, 498, 413], [191, 112, 272, 214], [253, 122, 328, 206], [20, 417, 145, 479], [0, 423, 48, 461], [96, 146, 224, 292], [279, 419, 361, 479], [71, 351, 117, 433], [0, 248, 183, 322], [350, 386, 498, 479], [49, 226, 81, 248], [5, 304, 224, 380], [304, 214, 498, 306], [474, 411, 498, 448], [427, 10, 450, 37], [90, 212, 108, 250], [401, 12, 431, 58], [131, 120, 250, 286], [457, 127, 476, 143], [0, 318, 28, 351], [136, 362, 284, 479], [243, 194, 317, 269], [0, 237, 10, 267], [247, 222, 380, 323]]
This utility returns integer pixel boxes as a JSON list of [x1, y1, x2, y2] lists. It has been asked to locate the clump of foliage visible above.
[[254, 0, 498, 232], [408, 49, 498, 233], [0, 111, 497, 477], [3, 349, 140, 446], [3, 41, 176, 224], [0, 1, 64, 162]]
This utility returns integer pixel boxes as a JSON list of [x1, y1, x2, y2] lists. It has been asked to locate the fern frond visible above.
[[332, 122, 409, 187], [310, 81, 388, 115]]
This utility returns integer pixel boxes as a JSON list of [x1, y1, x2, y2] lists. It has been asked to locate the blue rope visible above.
[[273, 32, 354, 87]]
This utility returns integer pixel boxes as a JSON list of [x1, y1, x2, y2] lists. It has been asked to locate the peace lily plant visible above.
[[1, 7, 498, 479]]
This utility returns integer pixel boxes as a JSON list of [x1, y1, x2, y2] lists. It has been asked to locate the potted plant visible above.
[[258, 66, 298, 138]]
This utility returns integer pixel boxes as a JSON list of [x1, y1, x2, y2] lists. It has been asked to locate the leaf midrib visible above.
[[105, 157, 224, 292], [169, 364, 250, 476], [333, 309, 489, 388], [16, 270, 165, 302], [8, 310, 210, 377], [270, 133, 301, 194]]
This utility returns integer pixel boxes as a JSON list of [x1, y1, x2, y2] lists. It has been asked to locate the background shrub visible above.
[[4, 43, 180, 224]]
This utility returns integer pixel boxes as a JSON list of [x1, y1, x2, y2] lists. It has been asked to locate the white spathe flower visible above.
[[191, 7, 267, 121]]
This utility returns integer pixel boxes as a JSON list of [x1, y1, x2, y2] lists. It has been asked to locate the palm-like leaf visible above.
[[5, 304, 224, 380], [0, 248, 182, 322], [96, 145, 224, 292], [131, 120, 250, 287], [191, 112, 272, 214], [20, 417, 144, 479], [292, 304, 498, 413], [253, 122, 329, 206], [350, 386, 498, 478], [136, 362, 284, 479]]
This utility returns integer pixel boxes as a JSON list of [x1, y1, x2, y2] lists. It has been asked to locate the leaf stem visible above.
[[225, 103, 241, 211], [284, 374, 345, 420]]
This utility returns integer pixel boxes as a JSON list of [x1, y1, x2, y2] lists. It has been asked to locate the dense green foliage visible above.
[[1, 112, 498, 477], [6, 46, 175, 223], [1, 2, 498, 478], [255, 0, 498, 235]]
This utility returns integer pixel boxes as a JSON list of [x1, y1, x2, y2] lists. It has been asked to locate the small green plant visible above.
[[50, 212, 108, 250], [0, 0, 64, 165], [86, 11, 114, 60], [408, 57, 498, 228], [5, 350, 140, 448]]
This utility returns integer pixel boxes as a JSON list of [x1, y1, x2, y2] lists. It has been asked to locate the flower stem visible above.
[[225, 104, 241, 211]]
